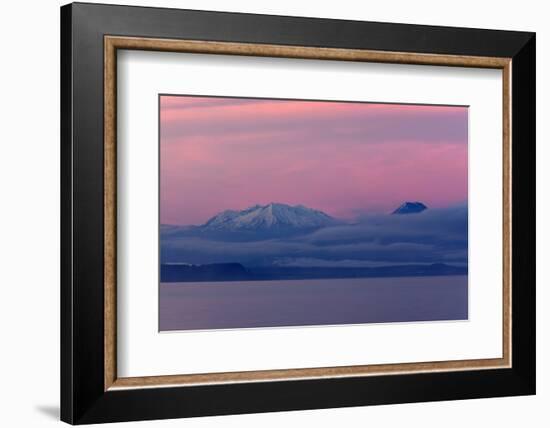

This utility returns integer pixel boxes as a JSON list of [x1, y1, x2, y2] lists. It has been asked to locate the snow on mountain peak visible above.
[[202, 203, 335, 231]]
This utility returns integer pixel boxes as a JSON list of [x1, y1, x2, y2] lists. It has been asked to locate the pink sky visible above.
[[160, 96, 468, 225]]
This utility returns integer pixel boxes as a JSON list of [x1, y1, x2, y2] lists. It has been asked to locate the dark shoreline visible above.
[[160, 262, 467, 283]]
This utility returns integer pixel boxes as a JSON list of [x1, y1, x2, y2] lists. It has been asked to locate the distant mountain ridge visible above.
[[200, 202, 336, 232]]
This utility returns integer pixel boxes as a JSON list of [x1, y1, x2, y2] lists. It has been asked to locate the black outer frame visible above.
[[60, 2, 535, 424]]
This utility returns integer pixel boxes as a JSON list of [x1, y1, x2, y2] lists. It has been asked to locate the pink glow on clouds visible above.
[[160, 96, 468, 225]]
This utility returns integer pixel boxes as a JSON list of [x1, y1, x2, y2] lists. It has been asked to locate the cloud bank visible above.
[[161, 204, 468, 268]]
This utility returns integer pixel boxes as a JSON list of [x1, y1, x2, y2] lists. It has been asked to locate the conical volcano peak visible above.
[[392, 201, 428, 215]]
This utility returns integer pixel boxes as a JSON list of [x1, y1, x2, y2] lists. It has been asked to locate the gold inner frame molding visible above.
[[104, 35, 512, 391]]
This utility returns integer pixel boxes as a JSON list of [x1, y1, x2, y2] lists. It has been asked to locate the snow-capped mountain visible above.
[[392, 201, 428, 214], [201, 203, 336, 232]]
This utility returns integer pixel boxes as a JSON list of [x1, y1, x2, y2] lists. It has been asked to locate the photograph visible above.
[[159, 95, 470, 331]]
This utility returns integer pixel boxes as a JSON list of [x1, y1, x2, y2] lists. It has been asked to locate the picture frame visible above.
[[61, 2, 535, 424]]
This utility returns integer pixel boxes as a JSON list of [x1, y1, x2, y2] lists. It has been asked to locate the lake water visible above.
[[159, 275, 468, 331]]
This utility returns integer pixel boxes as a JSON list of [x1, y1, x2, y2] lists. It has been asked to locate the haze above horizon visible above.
[[160, 95, 468, 225]]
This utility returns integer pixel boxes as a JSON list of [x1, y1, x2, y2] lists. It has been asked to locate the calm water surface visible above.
[[159, 275, 468, 331]]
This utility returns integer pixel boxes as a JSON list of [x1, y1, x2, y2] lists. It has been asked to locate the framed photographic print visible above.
[[60, 2, 536, 424]]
